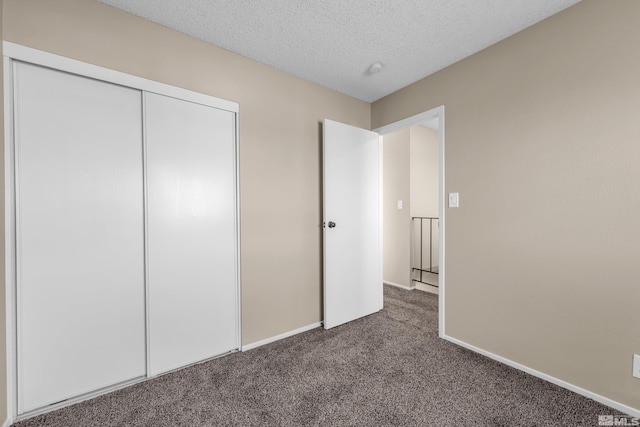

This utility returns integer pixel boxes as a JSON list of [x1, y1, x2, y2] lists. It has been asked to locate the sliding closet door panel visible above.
[[15, 62, 146, 412], [146, 93, 237, 376]]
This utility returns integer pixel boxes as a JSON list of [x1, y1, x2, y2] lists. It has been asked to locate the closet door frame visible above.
[[3, 42, 241, 422]]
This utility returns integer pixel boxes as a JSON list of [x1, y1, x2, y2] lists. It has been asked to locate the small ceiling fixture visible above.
[[368, 62, 383, 74]]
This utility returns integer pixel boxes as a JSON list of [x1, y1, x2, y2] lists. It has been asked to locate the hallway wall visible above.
[[382, 129, 411, 287]]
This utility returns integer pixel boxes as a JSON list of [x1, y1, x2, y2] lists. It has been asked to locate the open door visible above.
[[323, 119, 381, 329]]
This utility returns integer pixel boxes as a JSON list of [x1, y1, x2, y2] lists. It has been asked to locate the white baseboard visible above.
[[415, 281, 439, 295], [443, 334, 640, 418], [2, 418, 12, 427], [383, 281, 415, 291], [242, 322, 322, 352]]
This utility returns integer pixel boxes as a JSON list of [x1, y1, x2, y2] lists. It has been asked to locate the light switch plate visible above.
[[633, 354, 640, 379], [448, 192, 459, 208]]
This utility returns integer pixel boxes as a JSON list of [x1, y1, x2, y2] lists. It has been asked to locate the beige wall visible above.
[[384, 125, 439, 288], [373, 0, 640, 410], [410, 126, 439, 218], [2, 0, 369, 352], [382, 129, 411, 287], [410, 126, 439, 278]]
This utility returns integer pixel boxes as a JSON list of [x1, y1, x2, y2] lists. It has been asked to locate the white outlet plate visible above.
[[633, 354, 640, 379], [448, 192, 459, 208]]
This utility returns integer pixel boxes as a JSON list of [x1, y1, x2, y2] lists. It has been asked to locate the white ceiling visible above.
[[98, 0, 581, 103]]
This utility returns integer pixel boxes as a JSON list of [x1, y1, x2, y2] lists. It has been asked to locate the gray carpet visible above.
[[14, 286, 614, 426]]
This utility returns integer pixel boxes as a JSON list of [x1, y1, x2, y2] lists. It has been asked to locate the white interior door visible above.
[[146, 92, 238, 376], [323, 119, 381, 329], [14, 62, 146, 412]]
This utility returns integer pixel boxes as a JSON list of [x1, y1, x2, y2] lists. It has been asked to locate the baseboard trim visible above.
[[383, 281, 414, 291], [241, 322, 322, 352], [2, 418, 11, 427], [415, 281, 439, 295], [442, 334, 640, 418]]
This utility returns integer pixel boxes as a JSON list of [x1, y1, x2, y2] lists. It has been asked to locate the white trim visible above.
[[142, 93, 151, 377], [234, 108, 242, 354], [373, 107, 442, 135], [13, 376, 146, 422], [373, 105, 446, 338], [443, 334, 640, 418], [2, 419, 11, 427], [2, 42, 238, 113], [437, 108, 445, 338], [383, 281, 415, 291], [146, 350, 237, 380], [378, 136, 384, 310], [14, 347, 238, 423], [414, 282, 439, 295], [3, 54, 18, 427], [13, 60, 24, 416], [241, 322, 322, 352]]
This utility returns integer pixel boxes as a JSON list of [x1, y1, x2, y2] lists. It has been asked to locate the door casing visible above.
[[373, 106, 446, 337]]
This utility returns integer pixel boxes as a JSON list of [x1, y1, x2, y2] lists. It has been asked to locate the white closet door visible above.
[[14, 62, 146, 412], [146, 92, 238, 376]]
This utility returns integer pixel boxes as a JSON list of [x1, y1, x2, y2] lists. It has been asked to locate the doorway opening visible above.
[[373, 105, 445, 336]]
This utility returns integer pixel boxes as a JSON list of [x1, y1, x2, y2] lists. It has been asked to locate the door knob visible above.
[[328, 221, 336, 228]]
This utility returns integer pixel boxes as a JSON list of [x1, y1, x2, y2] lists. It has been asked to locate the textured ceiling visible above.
[[98, 0, 581, 102]]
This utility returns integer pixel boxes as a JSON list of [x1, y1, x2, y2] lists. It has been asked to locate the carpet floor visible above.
[[14, 285, 614, 426]]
